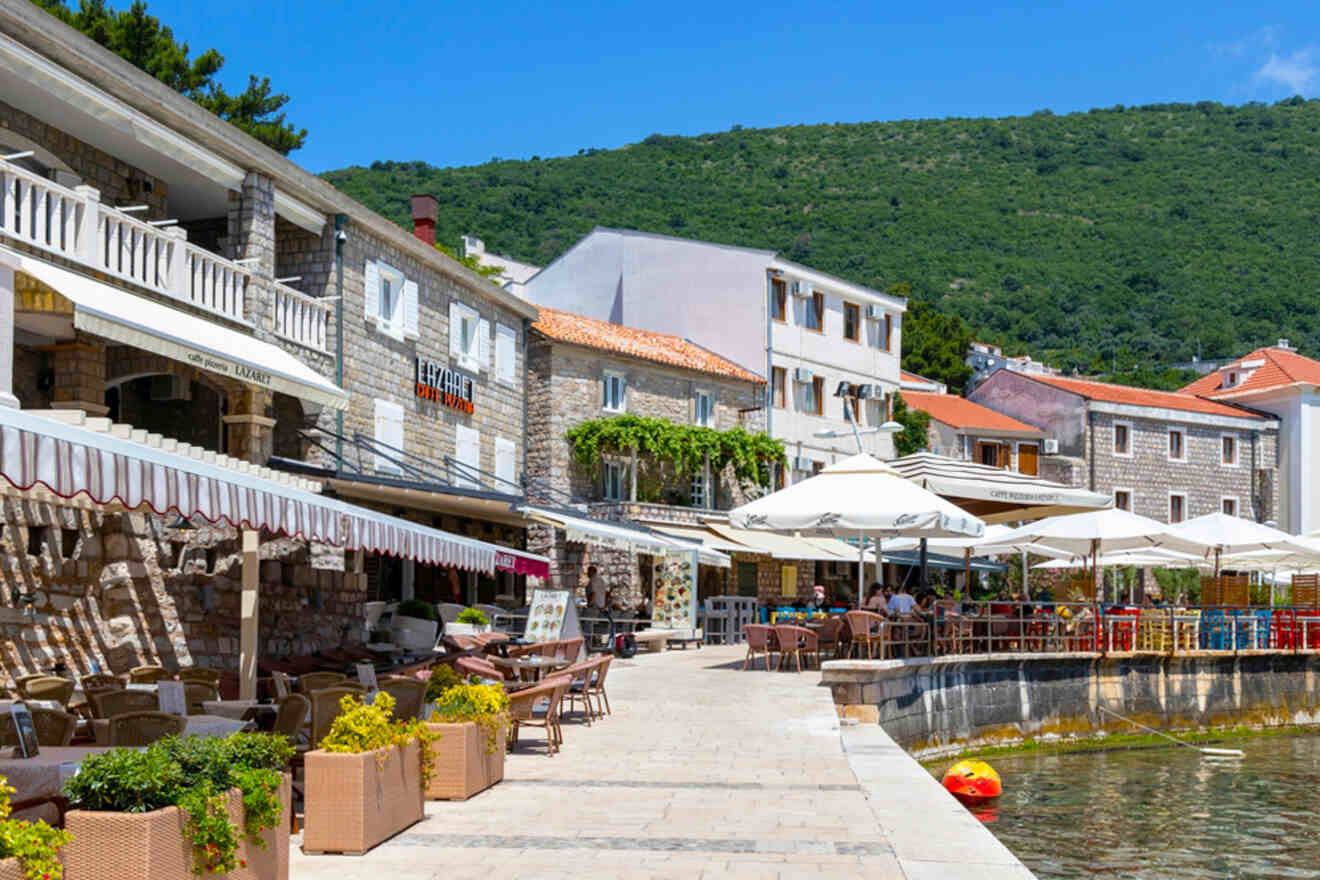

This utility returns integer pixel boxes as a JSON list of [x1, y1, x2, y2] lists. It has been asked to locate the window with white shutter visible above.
[[455, 425, 481, 489], [373, 399, 405, 474], [477, 319, 490, 372], [495, 323, 517, 385], [494, 437, 517, 493], [450, 302, 481, 371], [402, 280, 419, 339], [366, 260, 407, 340]]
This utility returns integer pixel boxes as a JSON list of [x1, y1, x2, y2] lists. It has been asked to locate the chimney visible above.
[[409, 194, 438, 246], [1277, 338, 1294, 351]]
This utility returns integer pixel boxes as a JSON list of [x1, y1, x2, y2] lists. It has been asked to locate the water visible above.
[[951, 735, 1320, 879]]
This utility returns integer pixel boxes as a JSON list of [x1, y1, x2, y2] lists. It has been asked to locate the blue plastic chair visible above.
[[1201, 609, 1228, 650], [758, 606, 770, 624]]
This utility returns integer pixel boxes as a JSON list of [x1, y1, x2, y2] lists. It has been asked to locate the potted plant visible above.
[[61, 733, 289, 879], [444, 607, 490, 637], [424, 680, 509, 800], [390, 600, 439, 651], [421, 665, 463, 719], [0, 777, 71, 880], [301, 692, 437, 856]]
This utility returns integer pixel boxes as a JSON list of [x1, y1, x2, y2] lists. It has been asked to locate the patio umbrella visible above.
[[1168, 513, 1320, 585], [978, 508, 1212, 604], [728, 453, 985, 600]]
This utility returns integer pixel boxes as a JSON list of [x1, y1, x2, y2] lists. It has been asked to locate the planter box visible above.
[[391, 615, 439, 652], [0, 858, 24, 880], [301, 742, 424, 855], [425, 720, 506, 800], [64, 788, 243, 879], [234, 773, 291, 880]]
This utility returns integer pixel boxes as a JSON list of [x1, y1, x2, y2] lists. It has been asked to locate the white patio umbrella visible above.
[[728, 453, 985, 600], [1168, 512, 1319, 584], [978, 508, 1212, 604], [1032, 548, 1207, 570]]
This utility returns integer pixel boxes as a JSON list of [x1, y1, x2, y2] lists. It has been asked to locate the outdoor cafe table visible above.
[[488, 655, 571, 683], [0, 745, 111, 822], [91, 713, 252, 745], [202, 699, 279, 728]]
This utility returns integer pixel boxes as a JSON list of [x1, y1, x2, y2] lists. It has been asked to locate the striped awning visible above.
[[0, 407, 548, 575]]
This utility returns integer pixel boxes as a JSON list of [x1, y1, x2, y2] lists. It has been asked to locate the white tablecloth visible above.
[[201, 700, 275, 721], [91, 714, 251, 745]]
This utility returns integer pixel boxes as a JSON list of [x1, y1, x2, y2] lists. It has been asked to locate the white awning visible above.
[[889, 452, 1112, 524], [643, 521, 749, 554], [520, 505, 729, 567], [705, 523, 854, 561], [0, 407, 546, 574], [11, 250, 348, 411]]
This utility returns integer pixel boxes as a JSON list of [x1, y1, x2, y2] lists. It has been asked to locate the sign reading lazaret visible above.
[[416, 356, 475, 415]]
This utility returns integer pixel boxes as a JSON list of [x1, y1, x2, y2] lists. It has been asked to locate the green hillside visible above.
[[323, 99, 1320, 374]]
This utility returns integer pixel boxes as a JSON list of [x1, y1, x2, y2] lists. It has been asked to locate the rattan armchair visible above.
[[107, 710, 186, 746], [378, 677, 426, 721], [0, 707, 76, 746], [79, 673, 122, 692], [773, 624, 820, 672], [178, 667, 222, 687], [844, 611, 889, 659], [308, 687, 361, 749], [742, 624, 778, 671], [13, 674, 48, 699], [507, 675, 570, 756], [23, 676, 75, 708], [128, 665, 172, 684], [296, 671, 346, 694], [91, 688, 158, 719], [184, 682, 220, 715]]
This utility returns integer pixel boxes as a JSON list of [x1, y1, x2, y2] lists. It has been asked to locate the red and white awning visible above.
[[0, 407, 547, 575]]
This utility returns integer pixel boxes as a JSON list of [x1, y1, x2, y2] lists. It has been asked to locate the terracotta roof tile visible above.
[[532, 307, 764, 383], [1180, 347, 1320, 398], [1025, 374, 1265, 419], [901, 391, 1044, 434]]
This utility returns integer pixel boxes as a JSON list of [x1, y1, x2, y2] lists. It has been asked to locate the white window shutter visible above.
[[373, 399, 404, 473], [455, 425, 481, 489], [449, 302, 460, 358], [494, 437, 516, 491], [495, 324, 517, 385], [477, 319, 490, 372], [402, 279, 419, 339], [364, 261, 380, 326]]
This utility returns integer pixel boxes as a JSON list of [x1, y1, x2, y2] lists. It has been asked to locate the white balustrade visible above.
[[272, 281, 332, 352], [0, 157, 248, 325]]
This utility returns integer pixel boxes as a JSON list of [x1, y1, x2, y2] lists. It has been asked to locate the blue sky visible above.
[[146, 0, 1319, 173]]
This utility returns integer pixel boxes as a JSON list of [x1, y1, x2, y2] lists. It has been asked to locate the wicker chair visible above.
[[92, 688, 158, 719], [128, 665, 172, 684], [184, 683, 220, 715], [296, 671, 346, 694], [79, 673, 122, 692], [815, 617, 846, 658], [308, 687, 362, 749], [566, 656, 611, 722], [271, 693, 310, 745], [23, 676, 75, 708], [178, 668, 222, 687], [845, 611, 889, 659], [742, 624, 778, 671], [13, 674, 48, 699], [0, 707, 77, 746], [773, 624, 820, 672], [107, 710, 186, 747], [378, 677, 426, 721], [507, 675, 570, 756]]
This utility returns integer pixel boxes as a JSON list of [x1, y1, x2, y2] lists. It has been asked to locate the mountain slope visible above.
[[323, 99, 1320, 372]]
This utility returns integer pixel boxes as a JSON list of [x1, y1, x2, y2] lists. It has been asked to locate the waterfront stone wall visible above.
[[823, 653, 1320, 758]]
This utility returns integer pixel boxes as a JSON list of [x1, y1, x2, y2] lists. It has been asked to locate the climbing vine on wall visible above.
[[565, 415, 785, 487]]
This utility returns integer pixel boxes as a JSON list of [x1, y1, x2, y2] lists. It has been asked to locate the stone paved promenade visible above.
[[292, 645, 1032, 880]]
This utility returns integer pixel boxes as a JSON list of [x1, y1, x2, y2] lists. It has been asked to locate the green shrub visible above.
[[320, 692, 439, 790], [395, 599, 437, 621], [428, 682, 510, 754], [456, 607, 488, 625], [425, 664, 462, 702]]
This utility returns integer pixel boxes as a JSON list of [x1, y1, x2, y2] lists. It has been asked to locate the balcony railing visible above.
[[272, 281, 332, 352], [0, 158, 331, 353]]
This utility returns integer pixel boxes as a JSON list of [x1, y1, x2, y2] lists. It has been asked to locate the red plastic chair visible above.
[[1270, 609, 1297, 650]]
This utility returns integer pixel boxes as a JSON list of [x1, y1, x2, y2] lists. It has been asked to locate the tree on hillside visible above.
[[899, 296, 974, 395], [32, 0, 307, 154], [891, 393, 930, 457]]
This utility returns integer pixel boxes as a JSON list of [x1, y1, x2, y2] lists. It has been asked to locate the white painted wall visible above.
[[525, 228, 906, 477]]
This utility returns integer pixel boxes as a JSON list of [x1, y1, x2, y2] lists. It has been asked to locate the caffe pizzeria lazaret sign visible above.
[[416, 356, 475, 415]]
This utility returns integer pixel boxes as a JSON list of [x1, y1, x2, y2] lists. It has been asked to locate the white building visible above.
[[966, 341, 1059, 391], [523, 227, 906, 478], [462, 235, 541, 299]]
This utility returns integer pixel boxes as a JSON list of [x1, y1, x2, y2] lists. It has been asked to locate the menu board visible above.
[[652, 551, 697, 631], [526, 588, 570, 643], [157, 681, 187, 717], [9, 704, 37, 758]]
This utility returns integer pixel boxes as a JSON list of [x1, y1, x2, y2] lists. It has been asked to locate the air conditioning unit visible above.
[[150, 374, 187, 402], [791, 280, 813, 299], [866, 304, 886, 321], [1042, 438, 1059, 455], [793, 367, 814, 383], [793, 456, 815, 471], [856, 384, 879, 399]]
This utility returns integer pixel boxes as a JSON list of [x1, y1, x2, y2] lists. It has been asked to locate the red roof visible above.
[[901, 369, 943, 387], [902, 391, 1044, 434], [1180, 346, 1320, 398], [1023, 374, 1265, 419], [532, 307, 764, 383]]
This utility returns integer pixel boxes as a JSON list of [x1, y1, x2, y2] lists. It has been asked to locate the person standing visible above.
[[587, 565, 607, 609]]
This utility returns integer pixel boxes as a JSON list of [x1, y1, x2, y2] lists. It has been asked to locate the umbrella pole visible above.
[[1091, 539, 1100, 648], [919, 538, 929, 592], [964, 548, 971, 597], [857, 531, 865, 607]]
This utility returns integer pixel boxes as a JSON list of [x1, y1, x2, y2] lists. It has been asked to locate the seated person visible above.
[[862, 584, 889, 614], [888, 587, 918, 617]]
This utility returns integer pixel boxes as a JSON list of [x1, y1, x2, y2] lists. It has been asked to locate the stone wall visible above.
[[0, 497, 363, 685], [823, 652, 1320, 758], [1088, 411, 1278, 523]]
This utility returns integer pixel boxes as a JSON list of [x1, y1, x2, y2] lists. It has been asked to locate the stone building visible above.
[[900, 390, 1047, 473], [0, 4, 543, 684], [969, 372, 1278, 524]]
